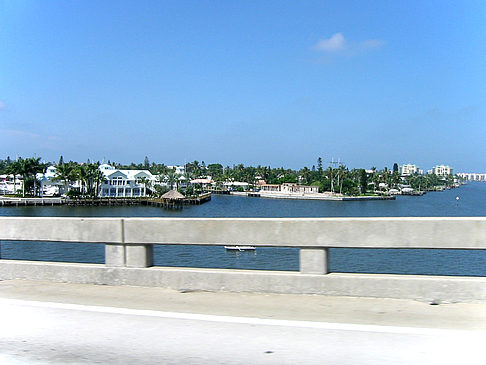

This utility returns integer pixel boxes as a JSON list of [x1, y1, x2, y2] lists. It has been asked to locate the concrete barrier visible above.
[[1, 217, 486, 302]]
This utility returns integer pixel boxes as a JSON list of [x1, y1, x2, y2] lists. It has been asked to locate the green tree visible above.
[[16, 157, 45, 196], [54, 161, 77, 195], [166, 170, 180, 190], [359, 169, 368, 194], [5, 160, 21, 195], [207, 163, 223, 179], [317, 157, 323, 175], [137, 176, 150, 196]]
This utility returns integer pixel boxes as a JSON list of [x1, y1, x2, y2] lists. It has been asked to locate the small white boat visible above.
[[224, 245, 256, 251]]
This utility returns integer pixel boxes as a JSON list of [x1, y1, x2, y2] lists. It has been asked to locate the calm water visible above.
[[1, 182, 485, 276]]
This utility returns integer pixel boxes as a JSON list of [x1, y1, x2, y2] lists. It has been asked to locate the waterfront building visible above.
[[259, 183, 319, 195], [223, 181, 249, 191], [456, 173, 486, 182], [167, 165, 185, 175], [281, 183, 319, 194], [190, 178, 214, 189], [98, 164, 156, 198], [259, 184, 281, 193], [400, 164, 419, 176], [0, 174, 22, 195], [432, 165, 453, 176], [36, 165, 64, 196]]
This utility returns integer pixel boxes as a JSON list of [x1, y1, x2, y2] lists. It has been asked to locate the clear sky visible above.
[[1, 1, 485, 171]]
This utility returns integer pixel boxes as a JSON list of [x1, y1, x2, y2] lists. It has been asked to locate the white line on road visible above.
[[0, 297, 481, 337]]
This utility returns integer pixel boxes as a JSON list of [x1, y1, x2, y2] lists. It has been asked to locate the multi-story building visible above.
[[98, 164, 156, 197], [400, 164, 419, 176], [456, 173, 486, 182], [0, 175, 22, 195], [37, 165, 64, 196], [432, 165, 453, 176]]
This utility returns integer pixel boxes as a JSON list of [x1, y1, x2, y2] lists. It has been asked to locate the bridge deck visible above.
[[1, 279, 485, 331], [0, 279, 484, 364]]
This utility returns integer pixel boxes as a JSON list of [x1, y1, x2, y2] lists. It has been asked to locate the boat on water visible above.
[[224, 245, 256, 251]]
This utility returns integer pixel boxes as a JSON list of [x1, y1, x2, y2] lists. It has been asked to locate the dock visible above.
[[0, 193, 212, 208], [0, 197, 64, 206], [141, 192, 212, 209]]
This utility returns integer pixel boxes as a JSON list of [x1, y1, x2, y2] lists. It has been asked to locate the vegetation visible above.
[[0, 155, 458, 198]]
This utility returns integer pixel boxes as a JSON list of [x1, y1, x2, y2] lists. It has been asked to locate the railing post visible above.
[[126, 244, 153, 268], [105, 244, 126, 267], [300, 248, 329, 274]]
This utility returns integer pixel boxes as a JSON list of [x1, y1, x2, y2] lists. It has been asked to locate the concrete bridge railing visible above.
[[1, 217, 486, 302]]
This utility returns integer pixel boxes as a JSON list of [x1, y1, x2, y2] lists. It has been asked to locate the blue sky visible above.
[[1, 1, 485, 171]]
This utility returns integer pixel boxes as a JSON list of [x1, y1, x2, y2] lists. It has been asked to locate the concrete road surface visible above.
[[0, 280, 485, 364]]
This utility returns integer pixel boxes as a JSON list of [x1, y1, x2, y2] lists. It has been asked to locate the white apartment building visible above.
[[99, 164, 156, 198], [456, 173, 486, 182], [432, 165, 453, 176], [400, 164, 419, 176]]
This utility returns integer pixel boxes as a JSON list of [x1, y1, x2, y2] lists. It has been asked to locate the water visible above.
[[1, 183, 485, 276]]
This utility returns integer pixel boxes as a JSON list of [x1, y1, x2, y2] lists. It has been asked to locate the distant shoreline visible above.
[[229, 191, 396, 201]]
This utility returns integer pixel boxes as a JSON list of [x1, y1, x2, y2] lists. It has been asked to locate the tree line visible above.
[[0, 155, 456, 197], [0, 156, 104, 197]]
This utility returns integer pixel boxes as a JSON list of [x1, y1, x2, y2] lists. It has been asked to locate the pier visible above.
[[0, 197, 63, 206], [0, 193, 212, 208], [141, 192, 212, 209]]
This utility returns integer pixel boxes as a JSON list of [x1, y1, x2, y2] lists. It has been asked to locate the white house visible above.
[[36, 165, 64, 196], [281, 183, 319, 194], [223, 181, 250, 191], [259, 183, 319, 194], [190, 178, 214, 189], [98, 164, 156, 198]]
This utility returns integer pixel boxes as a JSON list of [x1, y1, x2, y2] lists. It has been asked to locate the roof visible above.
[[162, 190, 185, 200], [190, 178, 214, 184], [103, 169, 154, 180], [223, 181, 249, 186]]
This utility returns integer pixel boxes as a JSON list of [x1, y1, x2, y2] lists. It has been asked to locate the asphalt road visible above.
[[0, 297, 484, 365]]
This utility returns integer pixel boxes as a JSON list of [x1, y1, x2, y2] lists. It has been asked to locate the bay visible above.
[[1, 182, 485, 276]]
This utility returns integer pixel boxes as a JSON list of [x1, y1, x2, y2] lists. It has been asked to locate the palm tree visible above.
[[6, 160, 20, 195], [83, 163, 103, 197], [54, 161, 76, 195], [90, 167, 104, 197], [336, 165, 348, 194], [16, 157, 44, 196], [166, 171, 180, 190], [76, 164, 88, 195], [137, 176, 150, 196], [391, 171, 401, 189]]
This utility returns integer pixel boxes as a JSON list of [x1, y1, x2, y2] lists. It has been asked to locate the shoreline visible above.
[[0, 194, 212, 207], [230, 192, 396, 201]]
